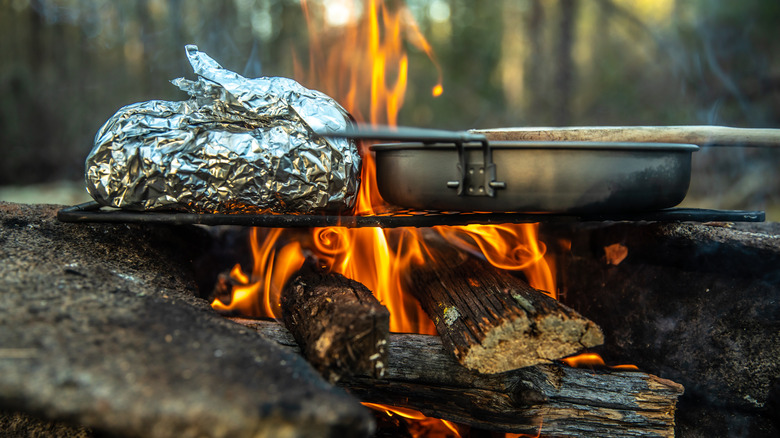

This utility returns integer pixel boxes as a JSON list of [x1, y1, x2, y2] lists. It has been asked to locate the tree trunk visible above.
[[554, 0, 577, 125]]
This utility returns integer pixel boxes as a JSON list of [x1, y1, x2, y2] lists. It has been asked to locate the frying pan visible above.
[[323, 125, 780, 214]]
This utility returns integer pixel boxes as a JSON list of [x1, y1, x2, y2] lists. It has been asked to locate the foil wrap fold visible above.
[[85, 45, 360, 213]]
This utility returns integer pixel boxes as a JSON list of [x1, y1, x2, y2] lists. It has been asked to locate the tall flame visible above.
[[212, 0, 556, 334], [210, 2, 557, 436]]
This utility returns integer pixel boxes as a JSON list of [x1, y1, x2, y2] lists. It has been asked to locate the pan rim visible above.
[[369, 141, 699, 152]]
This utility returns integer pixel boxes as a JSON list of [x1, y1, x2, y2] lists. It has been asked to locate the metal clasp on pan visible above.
[[446, 136, 506, 197], [318, 125, 506, 197]]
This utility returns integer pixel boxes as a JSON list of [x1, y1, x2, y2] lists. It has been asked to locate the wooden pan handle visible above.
[[472, 126, 780, 147]]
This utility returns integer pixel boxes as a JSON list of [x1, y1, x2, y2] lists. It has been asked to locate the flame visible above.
[[561, 352, 639, 371], [208, 1, 562, 435], [364, 402, 545, 437], [211, 228, 305, 316], [504, 419, 543, 438], [560, 352, 606, 368], [433, 223, 556, 298], [363, 403, 460, 437], [211, 0, 557, 334], [311, 226, 433, 333]]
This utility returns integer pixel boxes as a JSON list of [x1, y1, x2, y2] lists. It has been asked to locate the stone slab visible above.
[[0, 202, 373, 438]]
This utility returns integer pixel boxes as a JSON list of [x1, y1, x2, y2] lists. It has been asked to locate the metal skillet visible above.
[[371, 140, 696, 214], [322, 125, 699, 214]]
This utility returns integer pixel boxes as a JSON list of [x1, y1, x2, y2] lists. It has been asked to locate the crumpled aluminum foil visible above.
[[85, 45, 360, 213]]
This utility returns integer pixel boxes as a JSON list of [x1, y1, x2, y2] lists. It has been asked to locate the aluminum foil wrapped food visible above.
[[85, 45, 360, 213]]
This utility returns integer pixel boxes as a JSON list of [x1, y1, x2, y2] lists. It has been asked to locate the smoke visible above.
[[242, 40, 263, 78]]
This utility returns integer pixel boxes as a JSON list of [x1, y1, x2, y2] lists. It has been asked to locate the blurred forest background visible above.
[[1, 0, 779, 217]]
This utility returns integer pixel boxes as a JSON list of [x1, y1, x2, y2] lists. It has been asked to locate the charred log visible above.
[[403, 245, 603, 373], [281, 261, 390, 382], [238, 319, 684, 437]]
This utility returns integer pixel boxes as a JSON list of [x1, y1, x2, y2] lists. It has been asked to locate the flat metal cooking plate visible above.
[[57, 202, 764, 228]]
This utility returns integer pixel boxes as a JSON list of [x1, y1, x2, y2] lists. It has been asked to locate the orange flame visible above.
[[209, 2, 561, 435], [504, 419, 544, 438], [363, 403, 460, 438], [211, 0, 556, 333], [434, 223, 556, 298], [211, 228, 305, 316], [561, 352, 639, 371]]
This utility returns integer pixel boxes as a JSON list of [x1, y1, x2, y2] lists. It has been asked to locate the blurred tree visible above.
[[554, 0, 576, 125], [0, 0, 778, 214]]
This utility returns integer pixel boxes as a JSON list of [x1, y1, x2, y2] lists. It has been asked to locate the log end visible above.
[[461, 313, 604, 374]]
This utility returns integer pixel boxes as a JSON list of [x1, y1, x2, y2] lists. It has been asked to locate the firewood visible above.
[[404, 245, 603, 374], [236, 319, 684, 438], [280, 261, 390, 382]]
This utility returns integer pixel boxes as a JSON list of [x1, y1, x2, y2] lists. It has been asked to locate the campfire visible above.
[[5, 1, 780, 438], [205, 1, 666, 436], [211, 0, 559, 335]]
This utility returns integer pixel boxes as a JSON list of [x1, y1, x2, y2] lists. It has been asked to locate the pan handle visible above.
[[470, 126, 780, 147], [319, 125, 506, 198], [446, 137, 506, 196], [317, 124, 486, 143]]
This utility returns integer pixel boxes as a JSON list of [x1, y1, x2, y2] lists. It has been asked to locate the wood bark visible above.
[[237, 319, 684, 438], [404, 245, 603, 374], [281, 263, 390, 382]]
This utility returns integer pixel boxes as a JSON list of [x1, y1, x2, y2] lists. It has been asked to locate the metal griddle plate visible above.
[[57, 201, 764, 228]]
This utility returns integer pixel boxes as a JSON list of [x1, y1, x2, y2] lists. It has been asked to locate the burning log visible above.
[[238, 319, 684, 437], [404, 245, 603, 374], [281, 261, 390, 382]]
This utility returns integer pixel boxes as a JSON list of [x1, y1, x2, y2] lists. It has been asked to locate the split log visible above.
[[237, 319, 684, 438], [404, 245, 603, 373], [281, 262, 390, 382]]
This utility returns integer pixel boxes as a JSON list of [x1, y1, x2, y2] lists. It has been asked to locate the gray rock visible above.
[[0, 202, 373, 438], [0, 410, 93, 438]]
